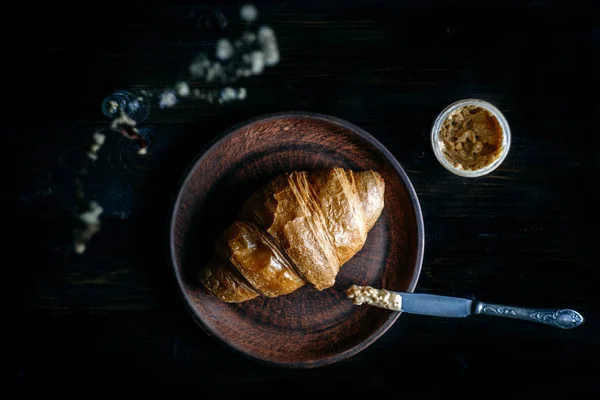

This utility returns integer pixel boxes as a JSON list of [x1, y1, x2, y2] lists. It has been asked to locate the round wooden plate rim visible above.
[[168, 111, 425, 368]]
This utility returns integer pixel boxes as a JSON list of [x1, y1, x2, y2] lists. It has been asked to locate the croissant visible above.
[[198, 167, 385, 303]]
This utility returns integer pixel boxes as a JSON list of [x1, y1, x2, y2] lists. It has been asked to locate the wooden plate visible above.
[[169, 112, 424, 368]]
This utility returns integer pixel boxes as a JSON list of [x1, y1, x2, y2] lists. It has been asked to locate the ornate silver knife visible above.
[[346, 285, 584, 329]]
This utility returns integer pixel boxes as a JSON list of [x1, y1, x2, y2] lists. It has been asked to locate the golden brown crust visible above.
[[308, 168, 367, 265], [197, 257, 259, 303], [353, 170, 385, 231], [221, 221, 305, 297], [198, 168, 385, 302]]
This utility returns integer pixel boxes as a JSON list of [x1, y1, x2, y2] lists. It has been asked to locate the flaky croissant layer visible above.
[[198, 168, 385, 303]]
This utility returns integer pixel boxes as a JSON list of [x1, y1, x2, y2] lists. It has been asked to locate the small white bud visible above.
[[80, 202, 103, 225], [205, 62, 222, 82], [240, 4, 258, 22], [159, 91, 177, 108], [92, 133, 106, 145], [220, 87, 237, 103], [75, 243, 86, 254], [241, 31, 256, 43], [258, 26, 275, 44], [263, 46, 280, 66], [216, 38, 234, 60], [250, 51, 265, 74], [174, 81, 190, 97], [189, 54, 209, 77]]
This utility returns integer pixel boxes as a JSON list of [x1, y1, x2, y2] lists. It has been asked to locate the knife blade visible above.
[[400, 292, 473, 318]]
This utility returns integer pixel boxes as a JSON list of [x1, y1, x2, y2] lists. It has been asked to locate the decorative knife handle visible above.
[[473, 302, 584, 329]]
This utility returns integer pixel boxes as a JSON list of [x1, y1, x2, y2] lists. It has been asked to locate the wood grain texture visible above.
[[170, 113, 424, 367], [9, 0, 600, 393]]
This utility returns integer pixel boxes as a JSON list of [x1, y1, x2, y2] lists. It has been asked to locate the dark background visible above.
[[9, 0, 600, 392]]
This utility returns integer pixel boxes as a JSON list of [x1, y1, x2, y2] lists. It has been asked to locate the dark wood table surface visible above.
[[9, 0, 600, 392]]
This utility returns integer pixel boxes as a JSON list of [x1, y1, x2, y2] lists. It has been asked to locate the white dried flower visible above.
[[216, 38, 234, 60], [242, 31, 256, 44], [250, 51, 265, 74], [257, 25, 279, 66], [258, 26, 275, 44], [80, 201, 103, 226], [88, 134, 104, 160], [75, 243, 87, 255], [106, 100, 119, 115], [207, 91, 216, 104], [205, 62, 223, 82], [108, 106, 148, 153], [175, 81, 190, 97], [110, 111, 136, 130], [159, 91, 177, 108], [74, 198, 103, 255], [240, 4, 258, 22], [190, 63, 204, 77], [189, 54, 210, 77], [263, 45, 280, 66], [219, 87, 237, 103], [217, 87, 247, 104], [92, 132, 106, 146]]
